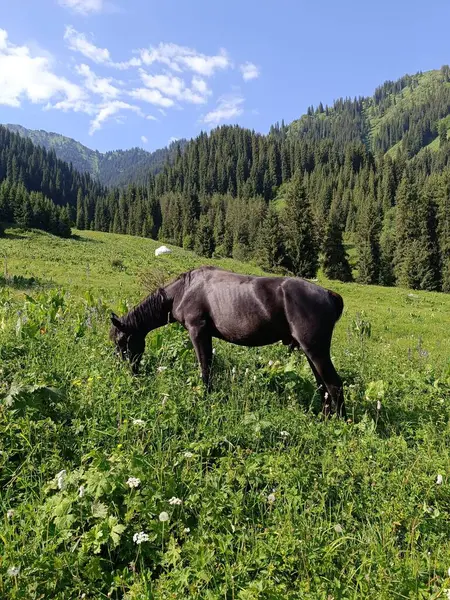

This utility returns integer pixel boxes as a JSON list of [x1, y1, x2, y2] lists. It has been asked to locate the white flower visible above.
[[377, 400, 382, 411], [232, 367, 236, 375], [280, 430, 289, 438], [159, 511, 169, 522], [6, 509, 15, 519], [168, 497, 182, 505], [245, 368, 249, 375], [133, 531, 149, 545], [253, 375, 257, 381], [437, 474, 443, 485], [78, 485, 85, 498], [334, 523, 343, 534], [56, 469, 66, 490], [184, 527, 190, 533], [212, 348, 216, 355], [127, 477, 141, 489], [183, 451, 194, 459], [267, 493, 276, 504], [132, 418, 145, 426], [7, 566, 20, 577], [268, 360, 273, 366], [157, 366, 167, 373]]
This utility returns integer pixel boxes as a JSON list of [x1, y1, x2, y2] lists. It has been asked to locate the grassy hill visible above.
[[1, 227, 450, 598]]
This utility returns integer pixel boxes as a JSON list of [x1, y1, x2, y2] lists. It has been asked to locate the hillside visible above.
[[288, 66, 450, 157], [4, 124, 187, 187], [1, 226, 450, 598]]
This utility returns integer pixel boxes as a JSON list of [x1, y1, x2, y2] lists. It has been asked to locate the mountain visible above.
[[3, 124, 187, 188], [287, 66, 450, 157]]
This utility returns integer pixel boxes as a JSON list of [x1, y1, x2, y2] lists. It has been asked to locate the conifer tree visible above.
[[322, 209, 353, 281], [282, 173, 318, 278], [195, 214, 214, 258]]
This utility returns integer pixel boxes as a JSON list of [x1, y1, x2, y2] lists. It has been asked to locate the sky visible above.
[[1, 0, 450, 153]]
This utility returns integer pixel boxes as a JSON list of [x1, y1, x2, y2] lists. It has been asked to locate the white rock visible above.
[[155, 245, 172, 257]]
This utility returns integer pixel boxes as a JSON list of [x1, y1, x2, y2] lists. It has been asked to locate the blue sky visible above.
[[1, 0, 449, 153]]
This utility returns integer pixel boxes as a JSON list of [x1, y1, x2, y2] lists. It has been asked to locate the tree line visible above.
[[1, 72, 450, 292]]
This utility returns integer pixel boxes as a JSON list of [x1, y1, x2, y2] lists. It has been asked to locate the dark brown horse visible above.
[[110, 267, 346, 417]]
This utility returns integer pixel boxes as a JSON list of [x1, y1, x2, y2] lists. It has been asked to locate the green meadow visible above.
[[1, 227, 450, 599]]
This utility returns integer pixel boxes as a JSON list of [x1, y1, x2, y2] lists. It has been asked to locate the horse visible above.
[[110, 266, 346, 418]]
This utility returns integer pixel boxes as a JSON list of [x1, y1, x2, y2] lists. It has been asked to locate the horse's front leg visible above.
[[187, 323, 213, 388]]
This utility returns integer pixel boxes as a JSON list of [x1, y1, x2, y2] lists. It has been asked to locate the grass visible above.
[[1, 227, 450, 599]]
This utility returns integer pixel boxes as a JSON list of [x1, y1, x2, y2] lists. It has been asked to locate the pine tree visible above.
[[379, 207, 396, 286], [355, 188, 381, 284], [282, 173, 318, 278], [321, 209, 353, 281], [394, 173, 440, 290], [254, 205, 286, 272], [195, 214, 214, 258]]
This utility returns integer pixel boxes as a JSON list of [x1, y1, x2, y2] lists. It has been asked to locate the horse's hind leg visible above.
[[305, 356, 327, 407], [306, 351, 346, 418]]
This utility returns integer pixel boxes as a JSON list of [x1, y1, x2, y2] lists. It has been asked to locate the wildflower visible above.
[[232, 367, 236, 375], [268, 360, 273, 366], [245, 368, 249, 375], [253, 375, 257, 381], [184, 527, 190, 533], [448, 566, 450, 577], [56, 470, 66, 491], [159, 511, 169, 522], [183, 451, 194, 459], [7, 566, 20, 577], [212, 348, 216, 355], [377, 400, 382, 411], [334, 524, 343, 534], [437, 474, 443, 485], [133, 531, 149, 545], [280, 430, 289, 438], [168, 497, 182, 505], [127, 477, 141, 489], [6, 509, 14, 519], [132, 418, 145, 426], [267, 493, 276, 504], [157, 366, 167, 373], [78, 485, 85, 498]]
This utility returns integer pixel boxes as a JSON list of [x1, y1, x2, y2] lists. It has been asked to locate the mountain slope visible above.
[[4, 124, 187, 187], [288, 66, 450, 157]]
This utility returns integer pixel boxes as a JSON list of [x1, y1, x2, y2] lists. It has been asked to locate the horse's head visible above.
[[110, 313, 146, 374]]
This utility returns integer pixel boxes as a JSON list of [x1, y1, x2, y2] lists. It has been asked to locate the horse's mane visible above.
[[122, 288, 168, 331]]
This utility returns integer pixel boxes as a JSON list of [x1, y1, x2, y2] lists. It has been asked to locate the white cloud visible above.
[[139, 70, 210, 105], [64, 26, 110, 64], [113, 56, 142, 70], [140, 43, 230, 77], [58, 0, 103, 14], [0, 28, 88, 110], [168, 136, 179, 144], [141, 135, 148, 144], [202, 95, 244, 126], [240, 62, 260, 81], [129, 87, 174, 108], [89, 100, 143, 134], [146, 114, 157, 121], [76, 63, 120, 98]]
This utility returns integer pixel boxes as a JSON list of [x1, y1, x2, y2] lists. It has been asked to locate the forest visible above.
[[1, 66, 450, 292]]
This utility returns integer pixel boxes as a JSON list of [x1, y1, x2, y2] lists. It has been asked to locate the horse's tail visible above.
[[329, 291, 344, 323]]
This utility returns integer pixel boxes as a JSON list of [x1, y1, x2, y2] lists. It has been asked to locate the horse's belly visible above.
[[211, 318, 286, 347]]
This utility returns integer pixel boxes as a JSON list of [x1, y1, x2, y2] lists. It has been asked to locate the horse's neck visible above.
[[124, 291, 168, 334]]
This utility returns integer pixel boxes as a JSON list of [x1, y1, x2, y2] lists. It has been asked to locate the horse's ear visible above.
[[111, 313, 125, 331]]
